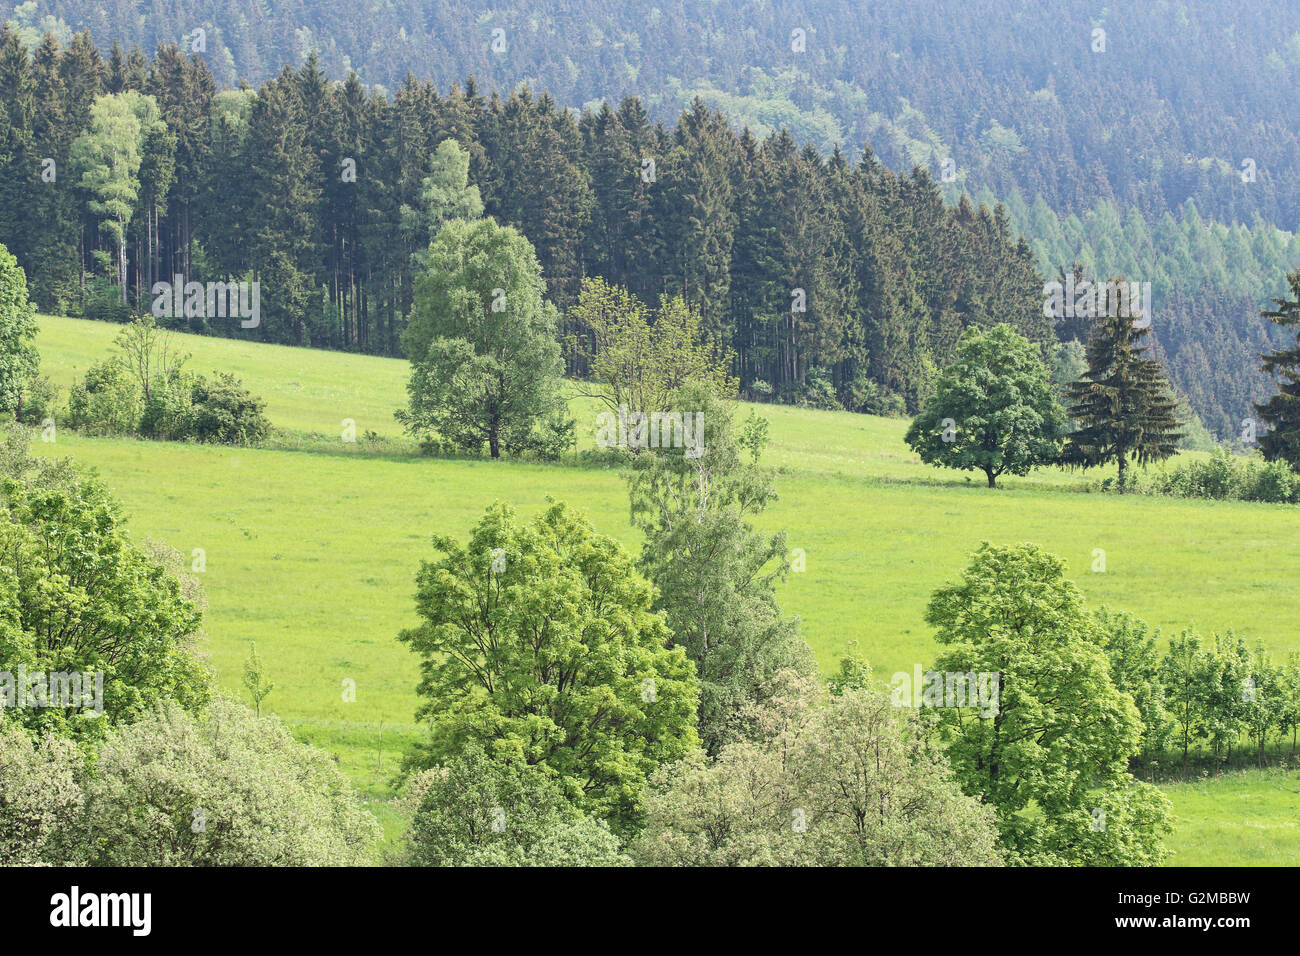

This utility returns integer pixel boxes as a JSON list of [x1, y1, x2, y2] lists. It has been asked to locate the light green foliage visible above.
[[1132, 448, 1300, 503], [926, 542, 1171, 865], [1095, 607, 1174, 761], [0, 719, 82, 866], [70, 93, 164, 298], [66, 357, 141, 436], [67, 333, 269, 445], [0, 243, 38, 417], [399, 499, 699, 829], [634, 687, 1002, 866], [401, 138, 484, 245], [242, 642, 274, 716], [74, 698, 381, 865], [906, 323, 1067, 488], [399, 218, 570, 458], [570, 276, 736, 417], [0, 468, 210, 742], [627, 381, 816, 753], [1161, 630, 1218, 772], [400, 744, 627, 866]]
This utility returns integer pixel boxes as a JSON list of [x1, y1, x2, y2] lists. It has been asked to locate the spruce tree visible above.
[[1255, 271, 1300, 468], [1063, 300, 1182, 490]]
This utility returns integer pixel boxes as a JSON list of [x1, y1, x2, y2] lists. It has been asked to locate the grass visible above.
[[29, 314, 1300, 864], [1161, 769, 1300, 866]]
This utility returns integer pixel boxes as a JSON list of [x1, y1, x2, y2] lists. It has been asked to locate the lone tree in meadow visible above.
[[398, 500, 700, 830], [1062, 308, 1182, 490], [905, 323, 1067, 487], [398, 217, 571, 458], [1255, 271, 1300, 468], [0, 242, 38, 418]]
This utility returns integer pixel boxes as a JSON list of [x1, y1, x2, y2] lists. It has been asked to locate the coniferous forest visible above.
[[4, 4, 1300, 435]]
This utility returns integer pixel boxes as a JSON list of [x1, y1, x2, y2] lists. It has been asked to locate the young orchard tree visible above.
[[0, 243, 38, 418], [398, 500, 699, 830], [1255, 271, 1300, 468], [1062, 304, 1182, 491], [1160, 629, 1217, 774], [905, 323, 1067, 487], [398, 217, 571, 458], [926, 543, 1172, 865]]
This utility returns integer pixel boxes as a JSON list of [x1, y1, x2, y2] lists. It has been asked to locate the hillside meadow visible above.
[[27, 315, 1300, 864]]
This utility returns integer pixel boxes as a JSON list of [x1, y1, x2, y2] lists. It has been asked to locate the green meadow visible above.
[[30, 315, 1300, 863]]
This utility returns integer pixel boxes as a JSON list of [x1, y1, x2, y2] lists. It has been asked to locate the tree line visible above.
[[0, 31, 1049, 413]]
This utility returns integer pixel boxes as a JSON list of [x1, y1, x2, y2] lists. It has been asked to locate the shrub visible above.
[[1137, 449, 1300, 504], [400, 744, 628, 867], [797, 367, 843, 410], [74, 698, 381, 866], [138, 370, 198, 441], [188, 372, 270, 445], [82, 277, 132, 324], [0, 721, 83, 866], [15, 374, 58, 426], [65, 358, 141, 436]]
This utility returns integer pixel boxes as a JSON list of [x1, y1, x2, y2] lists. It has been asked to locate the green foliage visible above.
[[67, 344, 268, 446], [925, 542, 1171, 865], [399, 744, 628, 866], [72, 698, 381, 865], [242, 641, 273, 716], [906, 323, 1067, 487], [1256, 271, 1300, 469], [0, 241, 38, 417], [1064, 307, 1184, 489], [187, 371, 271, 445], [570, 275, 736, 418], [398, 499, 699, 829], [0, 468, 211, 741], [626, 381, 817, 753], [400, 138, 484, 246], [66, 357, 141, 436], [634, 687, 1002, 866], [399, 218, 570, 458], [1126, 448, 1300, 503], [1095, 607, 1174, 761], [0, 719, 82, 866]]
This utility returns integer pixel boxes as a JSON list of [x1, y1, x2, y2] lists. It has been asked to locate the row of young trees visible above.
[[0, 30, 1048, 413]]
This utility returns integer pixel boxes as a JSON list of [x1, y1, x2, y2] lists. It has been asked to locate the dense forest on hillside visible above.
[[0, 33, 1053, 416], [1, 17, 1295, 434], [13, 0, 1300, 228]]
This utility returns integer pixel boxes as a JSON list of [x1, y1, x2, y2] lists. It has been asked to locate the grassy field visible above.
[[28, 314, 1300, 863]]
